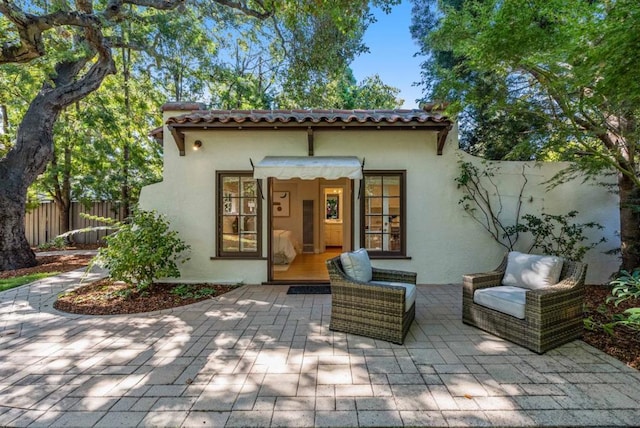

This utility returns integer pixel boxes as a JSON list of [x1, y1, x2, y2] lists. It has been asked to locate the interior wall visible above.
[[272, 178, 319, 253]]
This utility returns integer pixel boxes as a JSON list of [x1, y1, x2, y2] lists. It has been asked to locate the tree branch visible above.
[[212, 0, 272, 20]]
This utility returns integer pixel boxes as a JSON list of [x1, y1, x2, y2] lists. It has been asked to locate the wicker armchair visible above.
[[462, 255, 587, 354], [326, 256, 416, 344]]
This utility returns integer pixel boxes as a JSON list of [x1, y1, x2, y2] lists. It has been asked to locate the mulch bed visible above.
[[582, 284, 640, 369], [0, 254, 94, 279], [53, 280, 239, 315]]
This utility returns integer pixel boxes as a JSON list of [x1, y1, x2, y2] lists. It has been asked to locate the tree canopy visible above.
[[0, 0, 401, 271], [411, 0, 640, 270]]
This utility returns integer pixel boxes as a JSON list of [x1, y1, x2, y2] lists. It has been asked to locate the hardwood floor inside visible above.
[[272, 247, 342, 282]]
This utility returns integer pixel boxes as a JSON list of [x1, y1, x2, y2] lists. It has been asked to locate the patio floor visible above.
[[1, 268, 639, 427]]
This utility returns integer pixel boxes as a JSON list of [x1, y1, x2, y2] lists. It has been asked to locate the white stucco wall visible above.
[[139, 109, 620, 285]]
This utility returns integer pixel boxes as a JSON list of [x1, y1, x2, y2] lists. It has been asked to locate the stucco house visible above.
[[139, 103, 619, 285]]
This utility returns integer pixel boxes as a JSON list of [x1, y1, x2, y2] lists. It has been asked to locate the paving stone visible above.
[[526, 410, 588, 426], [484, 410, 537, 426], [315, 410, 358, 427], [514, 395, 563, 410], [399, 410, 447, 427], [364, 356, 402, 374], [440, 373, 489, 397], [442, 410, 493, 426], [317, 364, 352, 384], [335, 384, 373, 397], [357, 410, 402, 427], [225, 410, 273, 427], [50, 410, 106, 427], [336, 397, 357, 410], [429, 384, 459, 410], [182, 410, 230, 427], [150, 397, 196, 411], [274, 396, 315, 410], [94, 411, 146, 427], [138, 410, 188, 427], [391, 385, 438, 411], [355, 397, 395, 410], [272, 410, 315, 427]]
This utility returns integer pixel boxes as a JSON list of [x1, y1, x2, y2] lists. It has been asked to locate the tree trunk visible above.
[[0, 104, 8, 134], [618, 173, 640, 271], [0, 186, 36, 270], [0, 99, 57, 270], [51, 136, 73, 236], [0, 52, 115, 271]]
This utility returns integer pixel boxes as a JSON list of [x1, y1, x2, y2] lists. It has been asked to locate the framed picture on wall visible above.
[[273, 191, 290, 217]]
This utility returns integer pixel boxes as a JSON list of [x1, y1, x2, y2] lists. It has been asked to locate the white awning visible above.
[[253, 156, 362, 180]]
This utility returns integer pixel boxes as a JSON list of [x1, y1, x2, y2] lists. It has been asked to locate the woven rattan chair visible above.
[[326, 256, 416, 344], [462, 255, 588, 354]]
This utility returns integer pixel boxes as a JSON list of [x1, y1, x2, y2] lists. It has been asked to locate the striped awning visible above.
[[253, 156, 362, 180]]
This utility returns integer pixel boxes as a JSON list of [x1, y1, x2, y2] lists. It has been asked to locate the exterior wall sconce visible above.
[[193, 140, 203, 150]]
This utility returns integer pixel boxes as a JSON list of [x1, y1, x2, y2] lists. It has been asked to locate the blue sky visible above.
[[350, 1, 425, 109]]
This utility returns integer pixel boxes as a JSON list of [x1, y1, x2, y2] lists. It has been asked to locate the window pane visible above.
[[242, 198, 257, 215], [223, 196, 239, 214], [383, 176, 400, 197], [387, 196, 400, 216], [365, 215, 383, 232], [365, 176, 382, 197], [241, 178, 256, 197], [222, 216, 239, 233], [223, 177, 240, 195], [365, 197, 382, 214], [222, 234, 239, 252], [365, 234, 382, 250], [241, 215, 256, 232], [241, 234, 257, 252]]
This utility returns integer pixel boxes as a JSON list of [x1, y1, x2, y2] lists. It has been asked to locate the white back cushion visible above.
[[340, 248, 373, 283], [502, 251, 564, 290]]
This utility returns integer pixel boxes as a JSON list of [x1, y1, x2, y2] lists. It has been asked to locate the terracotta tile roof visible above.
[[165, 109, 451, 127]]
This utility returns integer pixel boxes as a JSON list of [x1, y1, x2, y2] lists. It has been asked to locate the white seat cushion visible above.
[[369, 281, 416, 312], [502, 251, 564, 290], [473, 286, 527, 319], [340, 248, 372, 283]]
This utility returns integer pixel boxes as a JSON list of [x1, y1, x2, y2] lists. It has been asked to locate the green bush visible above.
[[586, 270, 640, 334], [38, 236, 66, 251], [95, 210, 190, 291], [608, 269, 640, 306], [506, 211, 605, 262], [606, 270, 640, 331]]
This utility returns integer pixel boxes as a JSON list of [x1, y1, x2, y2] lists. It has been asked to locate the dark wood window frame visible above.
[[216, 171, 262, 258], [360, 170, 407, 258]]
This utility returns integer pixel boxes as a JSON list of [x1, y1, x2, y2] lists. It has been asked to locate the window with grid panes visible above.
[[361, 171, 405, 256], [218, 172, 261, 257]]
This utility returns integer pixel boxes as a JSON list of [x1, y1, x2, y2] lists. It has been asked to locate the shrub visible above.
[[586, 270, 640, 334], [507, 211, 605, 262], [608, 269, 640, 306], [38, 236, 66, 251], [95, 210, 190, 291], [606, 269, 640, 331]]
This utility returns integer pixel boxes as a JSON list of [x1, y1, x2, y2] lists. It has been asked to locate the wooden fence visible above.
[[25, 201, 125, 246]]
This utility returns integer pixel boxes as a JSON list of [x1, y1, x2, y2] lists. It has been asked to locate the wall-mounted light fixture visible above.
[[193, 140, 203, 150]]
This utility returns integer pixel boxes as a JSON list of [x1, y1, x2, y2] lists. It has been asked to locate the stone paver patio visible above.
[[1, 268, 639, 427]]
